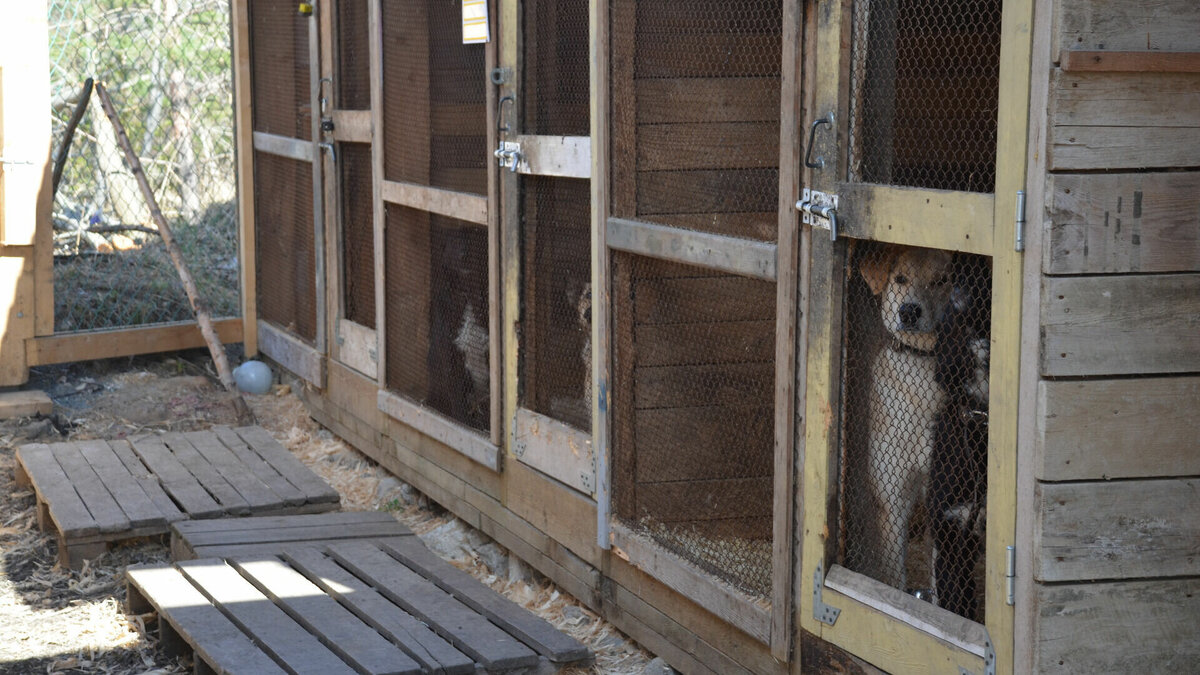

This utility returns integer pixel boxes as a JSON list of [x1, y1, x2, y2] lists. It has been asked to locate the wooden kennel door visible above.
[[246, 0, 325, 386], [497, 0, 595, 494], [318, 0, 376, 378], [796, 0, 1032, 672], [592, 0, 805, 657], [374, 0, 502, 470]]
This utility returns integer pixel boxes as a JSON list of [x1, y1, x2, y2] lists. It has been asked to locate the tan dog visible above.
[[858, 245, 955, 591]]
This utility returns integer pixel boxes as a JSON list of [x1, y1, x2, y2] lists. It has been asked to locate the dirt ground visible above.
[[0, 351, 656, 674]]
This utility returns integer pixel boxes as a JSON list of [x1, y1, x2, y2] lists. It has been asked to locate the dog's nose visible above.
[[898, 303, 922, 327]]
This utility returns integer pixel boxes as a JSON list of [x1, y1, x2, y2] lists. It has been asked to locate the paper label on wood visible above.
[[462, 0, 489, 44]]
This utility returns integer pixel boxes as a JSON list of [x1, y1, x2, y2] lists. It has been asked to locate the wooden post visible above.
[[94, 83, 253, 423], [0, 0, 51, 386]]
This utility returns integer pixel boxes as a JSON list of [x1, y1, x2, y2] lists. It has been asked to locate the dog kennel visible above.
[[224, 0, 1200, 672]]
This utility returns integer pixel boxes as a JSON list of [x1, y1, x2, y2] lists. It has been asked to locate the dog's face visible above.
[[860, 246, 954, 352]]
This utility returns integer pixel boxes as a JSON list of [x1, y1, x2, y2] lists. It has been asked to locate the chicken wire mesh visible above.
[[335, 0, 370, 111], [248, 0, 317, 342], [381, 0, 488, 195], [610, 0, 782, 242], [612, 253, 776, 598], [522, 0, 589, 137], [847, 0, 1003, 193], [839, 242, 991, 622], [254, 151, 316, 342], [385, 204, 491, 434], [340, 143, 375, 329], [520, 177, 591, 432], [48, 0, 240, 332]]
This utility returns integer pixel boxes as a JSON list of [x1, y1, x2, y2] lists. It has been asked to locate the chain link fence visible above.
[[48, 0, 239, 333]]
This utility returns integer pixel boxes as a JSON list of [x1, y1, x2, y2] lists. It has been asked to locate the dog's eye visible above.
[[894, 274, 908, 285]]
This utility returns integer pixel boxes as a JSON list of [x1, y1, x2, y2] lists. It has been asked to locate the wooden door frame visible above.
[[319, 0, 378, 379], [590, 0, 804, 657], [498, 0, 597, 497], [371, 0, 503, 470], [795, 0, 1034, 672]]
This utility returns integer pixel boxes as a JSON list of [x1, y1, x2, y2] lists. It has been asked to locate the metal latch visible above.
[[812, 563, 842, 626], [494, 140, 521, 173], [796, 188, 839, 241]]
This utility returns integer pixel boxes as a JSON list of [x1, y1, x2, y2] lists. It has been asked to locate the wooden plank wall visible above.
[[608, 0, 781, 541], [1031, 2, 1200, 671]]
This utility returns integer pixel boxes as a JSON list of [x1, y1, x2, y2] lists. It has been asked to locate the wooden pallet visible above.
[[127, 539, 592, 674], [171, 511, 415, 560], [14, 426, 340, 569]]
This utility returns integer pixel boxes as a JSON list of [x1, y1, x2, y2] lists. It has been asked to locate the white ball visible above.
[[233, 360, 273, 395]]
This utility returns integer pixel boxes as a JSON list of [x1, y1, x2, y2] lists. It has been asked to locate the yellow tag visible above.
[[298, 2, 313, 16], [462, 0, 489, 44]]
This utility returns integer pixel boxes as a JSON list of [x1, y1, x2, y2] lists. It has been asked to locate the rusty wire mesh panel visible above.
[[839, 242, 991, 621], [340, 143, 375, 328], [520, 177, 591, 432], [610, 0, 782, 242], [385, 204, 491, 433], [47, 0, 239, 332], [522, 0, 589, 136], [250, 0, 311, 140], [847, 0, 1002, 193], [381, 0, 487, 195], [254, 151, 317, 342], [335, 0, 370, 110], [611, 253, 776, 598]]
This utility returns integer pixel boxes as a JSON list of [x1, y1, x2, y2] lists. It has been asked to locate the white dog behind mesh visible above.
[[858, 245, 954, 592]]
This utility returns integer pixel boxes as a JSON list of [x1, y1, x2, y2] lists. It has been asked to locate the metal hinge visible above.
[[959, 628, 997, 675], [1006, 544, 1016, 606], [1014, 190, 1026, 252], [796, 189, 839, 242], [812, 563, 842, 626]]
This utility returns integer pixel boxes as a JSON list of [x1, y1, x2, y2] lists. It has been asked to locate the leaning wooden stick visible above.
[[94, 82, 254, 423], [52, 77, 94, 200]]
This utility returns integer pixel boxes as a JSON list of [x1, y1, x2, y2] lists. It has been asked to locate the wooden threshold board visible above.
[[126, 539, 593, 675], [14, 426, 340, 569]]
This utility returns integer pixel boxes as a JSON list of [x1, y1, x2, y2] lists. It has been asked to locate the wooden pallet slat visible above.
[[235, 426, 341, 504], [184, 430, 288, 511], [107, 440, 187, 523], [328, 541, 540, 671], [283, 547, 477, 675], [48, 443, 131, 534], [380, 537, 592, 663], [75, 440, 165, 530], [15, 444, 99, 538], [128, 436, 225, 518], [231, 556, 423, 675], [162, 433, 251, 515], [126, 565, 288, 675], [182, 519, 410, 549], [176, 559, 358, 675], [213, 426, 309, 506]]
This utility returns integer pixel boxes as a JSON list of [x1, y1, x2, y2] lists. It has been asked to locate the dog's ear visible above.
[[859, 247, 898, 296]]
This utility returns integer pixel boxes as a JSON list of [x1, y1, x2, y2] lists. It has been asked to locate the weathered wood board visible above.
[[1045, 172, 1200, 274], [1040, 274, 1200, 376], [1055, 0, 1200, 55], [1036, 377, 1200, 480], [1034, 478, 1200, 581], [172, 511, 413, 560], [15, 427, 339, 569], [1032, 578, 1200, 673], [127, 541, 591, 674]]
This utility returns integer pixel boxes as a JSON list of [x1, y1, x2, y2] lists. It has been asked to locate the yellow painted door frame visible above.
[[796, 0, 1033, 672]]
